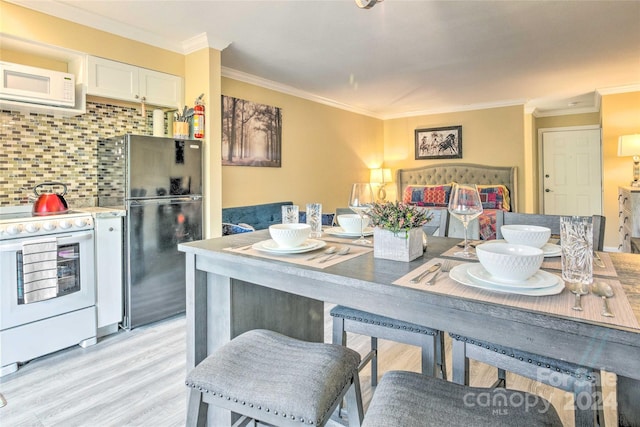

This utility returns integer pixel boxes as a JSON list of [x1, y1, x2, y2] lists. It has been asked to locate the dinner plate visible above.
[[467, 264, 558, 289], [252, 239, 326, 254], [449, 263, 564, 296], [541, 243, 561, 257], [325, 227, 374, 237], [492, 239, 561, 257]]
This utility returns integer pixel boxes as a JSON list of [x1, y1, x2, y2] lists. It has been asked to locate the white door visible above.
[[542, 129, 602, 215]]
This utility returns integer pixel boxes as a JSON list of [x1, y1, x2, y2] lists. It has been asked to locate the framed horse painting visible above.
[[415, 125, 462, 160]]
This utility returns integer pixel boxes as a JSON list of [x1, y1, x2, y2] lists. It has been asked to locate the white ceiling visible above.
[[8, 0, 640, 119]]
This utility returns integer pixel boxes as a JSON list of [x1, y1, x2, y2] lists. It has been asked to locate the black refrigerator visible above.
[[99, 134, 203, 329]]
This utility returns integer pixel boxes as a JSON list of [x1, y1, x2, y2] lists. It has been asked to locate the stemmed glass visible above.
[[448, 183, 483, 257], [348, 183, 375, 245]]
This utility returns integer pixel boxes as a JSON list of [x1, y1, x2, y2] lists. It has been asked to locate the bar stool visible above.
[[331, 306, 446, 385], [362, 371, 563, 427], [185, 329, 364, 427], [449, 333, 602, 426]]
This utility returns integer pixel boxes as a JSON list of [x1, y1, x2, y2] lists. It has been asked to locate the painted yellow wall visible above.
[[185, 48, 222, 237], [601, 91, 640, 249], [535, 112, 600, 130], [221, 78, 384, 213], [383, 105, 527, 211]]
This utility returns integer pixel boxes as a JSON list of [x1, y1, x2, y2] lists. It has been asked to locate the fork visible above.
[[424, 260, 453, 286]]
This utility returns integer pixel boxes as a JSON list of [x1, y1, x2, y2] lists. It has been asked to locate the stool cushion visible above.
[[185, 329, 360, 425], [362, 371, 562, 427], [330, 305, 437, 335]]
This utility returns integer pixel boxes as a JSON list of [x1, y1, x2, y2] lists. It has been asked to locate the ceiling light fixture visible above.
[[355, 0, 382, 9]]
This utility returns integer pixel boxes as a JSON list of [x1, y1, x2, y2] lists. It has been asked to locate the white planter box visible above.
[[373, 227, 424, 262]]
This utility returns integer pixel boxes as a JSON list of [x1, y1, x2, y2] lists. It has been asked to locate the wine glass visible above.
[[448, 183, 483, 257], [348, 183, 375, 244]]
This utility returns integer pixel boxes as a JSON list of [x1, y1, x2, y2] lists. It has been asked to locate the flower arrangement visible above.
[[368, 201, 433, 236]]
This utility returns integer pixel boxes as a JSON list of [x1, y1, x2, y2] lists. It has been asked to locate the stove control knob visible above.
[[25, 223, 40, 233], [59, 220, 72, 229], [43, 221, 57, 231], [6, 224, 23, 235], [74, 218, 88, 227]]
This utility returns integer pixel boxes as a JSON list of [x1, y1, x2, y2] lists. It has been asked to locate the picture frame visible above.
[[222, 95, 282, 167], [415, 125, 462, 160]]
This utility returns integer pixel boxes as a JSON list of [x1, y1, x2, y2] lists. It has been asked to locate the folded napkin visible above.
[[22, 238, 58, 303]]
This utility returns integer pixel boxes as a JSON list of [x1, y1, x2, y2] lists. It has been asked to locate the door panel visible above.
[[543, 129, 602, 216]]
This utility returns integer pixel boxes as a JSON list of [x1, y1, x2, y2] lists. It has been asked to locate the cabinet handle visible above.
[[109, 227, 114, 232], [624, 217, 629, 224], [619, 194, 622, 201]]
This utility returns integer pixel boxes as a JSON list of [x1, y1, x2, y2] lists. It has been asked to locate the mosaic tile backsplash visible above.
[[0, 101, 164, 207]]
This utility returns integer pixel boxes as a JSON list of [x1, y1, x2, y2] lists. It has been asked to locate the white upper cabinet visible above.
[[87, 56, 183, 108]]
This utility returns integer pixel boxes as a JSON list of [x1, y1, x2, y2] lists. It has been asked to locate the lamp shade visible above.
[[370, 168, 392, 184], [618, 134, 640, 157]]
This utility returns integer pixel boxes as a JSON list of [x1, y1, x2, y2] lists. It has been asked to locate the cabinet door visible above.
[[140, 68, 183, 108], [87, 56, 139, 102], [95, 216, 123, 330]]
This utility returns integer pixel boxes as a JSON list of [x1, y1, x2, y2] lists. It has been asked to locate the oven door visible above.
[[0, 231, 95, 330]]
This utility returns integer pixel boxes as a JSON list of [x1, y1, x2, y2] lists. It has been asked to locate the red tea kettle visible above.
[[32, 182, 69, 216]]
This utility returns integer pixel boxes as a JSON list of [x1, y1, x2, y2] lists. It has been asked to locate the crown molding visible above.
[[532, 92, 601, 118], [597, 83, 640, 96], [221, 67, 384, 119], [383, 99, 528, 120], [182, 33, 231, 54]]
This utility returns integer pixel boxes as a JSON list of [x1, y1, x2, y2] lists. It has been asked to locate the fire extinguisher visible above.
[[193, 93, 205, 139]]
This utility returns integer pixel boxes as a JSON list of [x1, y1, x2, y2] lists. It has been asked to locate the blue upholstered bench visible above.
[[222, 201, 294, 233], [222, 201, 335, 235]]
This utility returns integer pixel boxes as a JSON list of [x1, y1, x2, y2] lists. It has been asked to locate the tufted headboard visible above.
[[396, 163, 518, 212]]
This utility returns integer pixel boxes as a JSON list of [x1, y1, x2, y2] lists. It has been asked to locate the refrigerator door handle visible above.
[[128, 196, 202, 206]]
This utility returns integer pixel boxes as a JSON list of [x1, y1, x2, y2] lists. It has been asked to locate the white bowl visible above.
[[337, 214, 369, 234], [501, 224, 551, 249], [476, 242, 544, 282], [269, 223, 311, 248]]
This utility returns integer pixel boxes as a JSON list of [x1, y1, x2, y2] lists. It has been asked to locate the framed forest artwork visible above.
[[222, 95, 282, 167]]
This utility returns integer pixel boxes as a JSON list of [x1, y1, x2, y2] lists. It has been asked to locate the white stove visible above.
[[0, 206, 97, 377], [0, 208, 94, 240]]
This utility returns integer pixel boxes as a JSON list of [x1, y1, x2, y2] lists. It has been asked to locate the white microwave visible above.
[[0, 62, 75, 108]]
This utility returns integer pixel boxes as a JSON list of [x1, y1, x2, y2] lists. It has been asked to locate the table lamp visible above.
[[618, 134, 640, 187], [370, 168, 393, 200]]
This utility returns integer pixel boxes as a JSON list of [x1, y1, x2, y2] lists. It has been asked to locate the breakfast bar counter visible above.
[[179, 231, 640, 426]]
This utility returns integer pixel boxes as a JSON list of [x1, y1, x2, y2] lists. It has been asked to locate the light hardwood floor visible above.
[[0, 306, 617, 426]]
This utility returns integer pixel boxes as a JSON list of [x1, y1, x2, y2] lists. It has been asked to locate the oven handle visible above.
[[0, 232, 94, 252]]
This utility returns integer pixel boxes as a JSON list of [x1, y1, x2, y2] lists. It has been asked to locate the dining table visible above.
[[179, 230, 640, 426]]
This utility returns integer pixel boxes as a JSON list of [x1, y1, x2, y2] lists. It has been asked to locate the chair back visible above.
[[423, 208, 449, 237], [333, 207, 356, 226], [497, 212, 605, 251]]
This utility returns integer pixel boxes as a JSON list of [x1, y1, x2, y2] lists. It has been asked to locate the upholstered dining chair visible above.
[[496, 212, 606, 251], [451, 212, 606, 426], [330, 209, 450, 388]]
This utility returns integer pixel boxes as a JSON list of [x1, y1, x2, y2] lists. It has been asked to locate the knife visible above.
[[409, 263, 441, 284], [593, 251, 606, 268]]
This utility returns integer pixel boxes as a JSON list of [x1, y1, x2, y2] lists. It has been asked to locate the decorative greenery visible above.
[[368, 201, 433, 236]]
